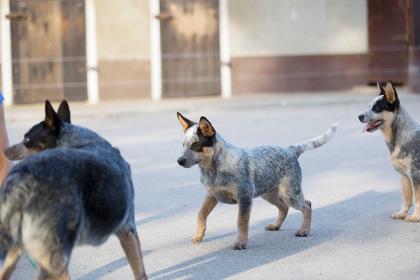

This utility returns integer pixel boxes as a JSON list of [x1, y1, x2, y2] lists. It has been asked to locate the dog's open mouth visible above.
[[364, 120, 384, 132]]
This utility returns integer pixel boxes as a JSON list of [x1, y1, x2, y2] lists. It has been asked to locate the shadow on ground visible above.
[[145, 191, 398, 280], [75, 190, 399, 280]]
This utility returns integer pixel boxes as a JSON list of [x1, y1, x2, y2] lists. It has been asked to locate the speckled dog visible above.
[[359, 81, 420, 222], [176, 113, 338, 250], [0, 101, 147, 280]]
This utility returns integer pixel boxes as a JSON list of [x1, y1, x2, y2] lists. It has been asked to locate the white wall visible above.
[[229, 0, 368, 57]]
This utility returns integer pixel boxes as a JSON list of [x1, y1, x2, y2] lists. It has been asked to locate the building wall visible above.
[[228, 0, 369, 93], [95, 0, 151, 100]]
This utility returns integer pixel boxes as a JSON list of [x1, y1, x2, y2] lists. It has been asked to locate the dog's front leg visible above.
[[405, 181, 420, 223], [0, 247, 21, 280], [117, 228, 148, 280], [36, 269, 70, 280], [234, 197, 252, 250], [193, 194, 218, 244], [392, 175, 412, 219]]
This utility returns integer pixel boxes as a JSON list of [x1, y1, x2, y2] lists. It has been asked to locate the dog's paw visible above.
[[391, 211, 407, 219], [233, 238, 248, 250], [295, 230, 309, 237], [405, 214, 420, 223], [264, 224, 280, 231], [192, 234, 204, 244]]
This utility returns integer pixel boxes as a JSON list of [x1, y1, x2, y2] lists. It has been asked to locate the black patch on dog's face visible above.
[[23, 121, 59, 151], [374, 80, 399, 112], [190, 128, 215, 152], [372, 96, 398, 113]]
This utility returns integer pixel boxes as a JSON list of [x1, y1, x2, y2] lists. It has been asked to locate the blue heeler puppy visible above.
[[177, 113, 338, 249], [359, 81, 420, 222]]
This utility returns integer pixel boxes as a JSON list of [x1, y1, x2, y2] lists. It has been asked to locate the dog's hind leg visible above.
[[192, 194, 218, 244], [117, 227, 148, 280], [285, 198, 312, 237], [295, 201, 312, 237], [261, 188, 289, 231], [279, 177, 311, 237], [0, 246, 21, 280], [392, 175, 412, 219]]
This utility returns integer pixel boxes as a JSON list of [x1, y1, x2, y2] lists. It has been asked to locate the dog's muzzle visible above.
[[4, 142, 36, 161], [177, 157, 187, 167]]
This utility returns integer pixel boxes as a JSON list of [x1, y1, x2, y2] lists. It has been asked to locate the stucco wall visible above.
[[94, 0, 151, 99], [228, 0, 368, 57], [95, 0, 150, 60]]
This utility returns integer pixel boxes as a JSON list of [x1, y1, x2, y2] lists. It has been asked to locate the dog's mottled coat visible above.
[[359, 81, 420, 222], [177, 113, 338, 249], [0, 101, 147, 280]]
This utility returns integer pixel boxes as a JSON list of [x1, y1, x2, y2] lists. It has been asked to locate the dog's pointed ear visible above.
[[45, 100, 60, 132], [377, 81, 385, 95], [384, 80, 398, 105], [57, 100, 71, 123], [177, 112, 195, 131], [199, 116, 215, 137]]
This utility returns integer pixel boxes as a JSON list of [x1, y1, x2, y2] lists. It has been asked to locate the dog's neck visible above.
[[57, 124, 110, 150], [198, 134, 239, 172], [381, 106, 418, 153]]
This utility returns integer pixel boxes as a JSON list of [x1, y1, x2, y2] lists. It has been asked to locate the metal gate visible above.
[[158, 0, 221, 98], [9, 0, 87, 104]]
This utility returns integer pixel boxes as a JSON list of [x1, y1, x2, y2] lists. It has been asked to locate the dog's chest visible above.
[[206, 185, 238, 204], [390, 147, 412, 176]]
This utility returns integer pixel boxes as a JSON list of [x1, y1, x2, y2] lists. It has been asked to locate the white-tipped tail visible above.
[[290, 123, 338, 157]]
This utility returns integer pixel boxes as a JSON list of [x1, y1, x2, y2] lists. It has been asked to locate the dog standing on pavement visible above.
[[359, 81, 420, 222], [176, 113, 338, 249], [0, 101, 147, 280]]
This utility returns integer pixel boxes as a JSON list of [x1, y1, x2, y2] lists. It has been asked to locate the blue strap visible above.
[[0, 92, 4, 104]]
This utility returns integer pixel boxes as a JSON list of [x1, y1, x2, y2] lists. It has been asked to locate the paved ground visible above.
[[6, 90, 420, 279]]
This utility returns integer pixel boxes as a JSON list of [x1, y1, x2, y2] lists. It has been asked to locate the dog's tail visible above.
[[289, 123, 338, 157]]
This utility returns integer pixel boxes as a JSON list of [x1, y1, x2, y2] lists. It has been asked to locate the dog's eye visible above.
[[190, 142, 200, 150], [23, 137, 30, 144], [190, 143, 198, 148]]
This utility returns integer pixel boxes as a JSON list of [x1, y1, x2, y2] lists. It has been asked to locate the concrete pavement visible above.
[[6, 91, 420, 279]]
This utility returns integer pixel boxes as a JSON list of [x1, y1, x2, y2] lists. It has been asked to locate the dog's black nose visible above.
[[358, 114, 365, 122], [177, 157, 186, 166]]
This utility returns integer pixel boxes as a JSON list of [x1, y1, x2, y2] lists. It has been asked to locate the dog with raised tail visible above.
[[177, 113, 338, 250], [0, 100, 147, 280], [359, 81, 420, 223]]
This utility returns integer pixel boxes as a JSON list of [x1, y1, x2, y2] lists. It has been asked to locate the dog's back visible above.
[[0, 148, 133, 274], [247, 146, 301, 197]]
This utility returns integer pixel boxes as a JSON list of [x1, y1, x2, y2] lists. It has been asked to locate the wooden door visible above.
[[159, 0, 221, 98], [368, 0, 410, 85], [10, 0, 87, 104]]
